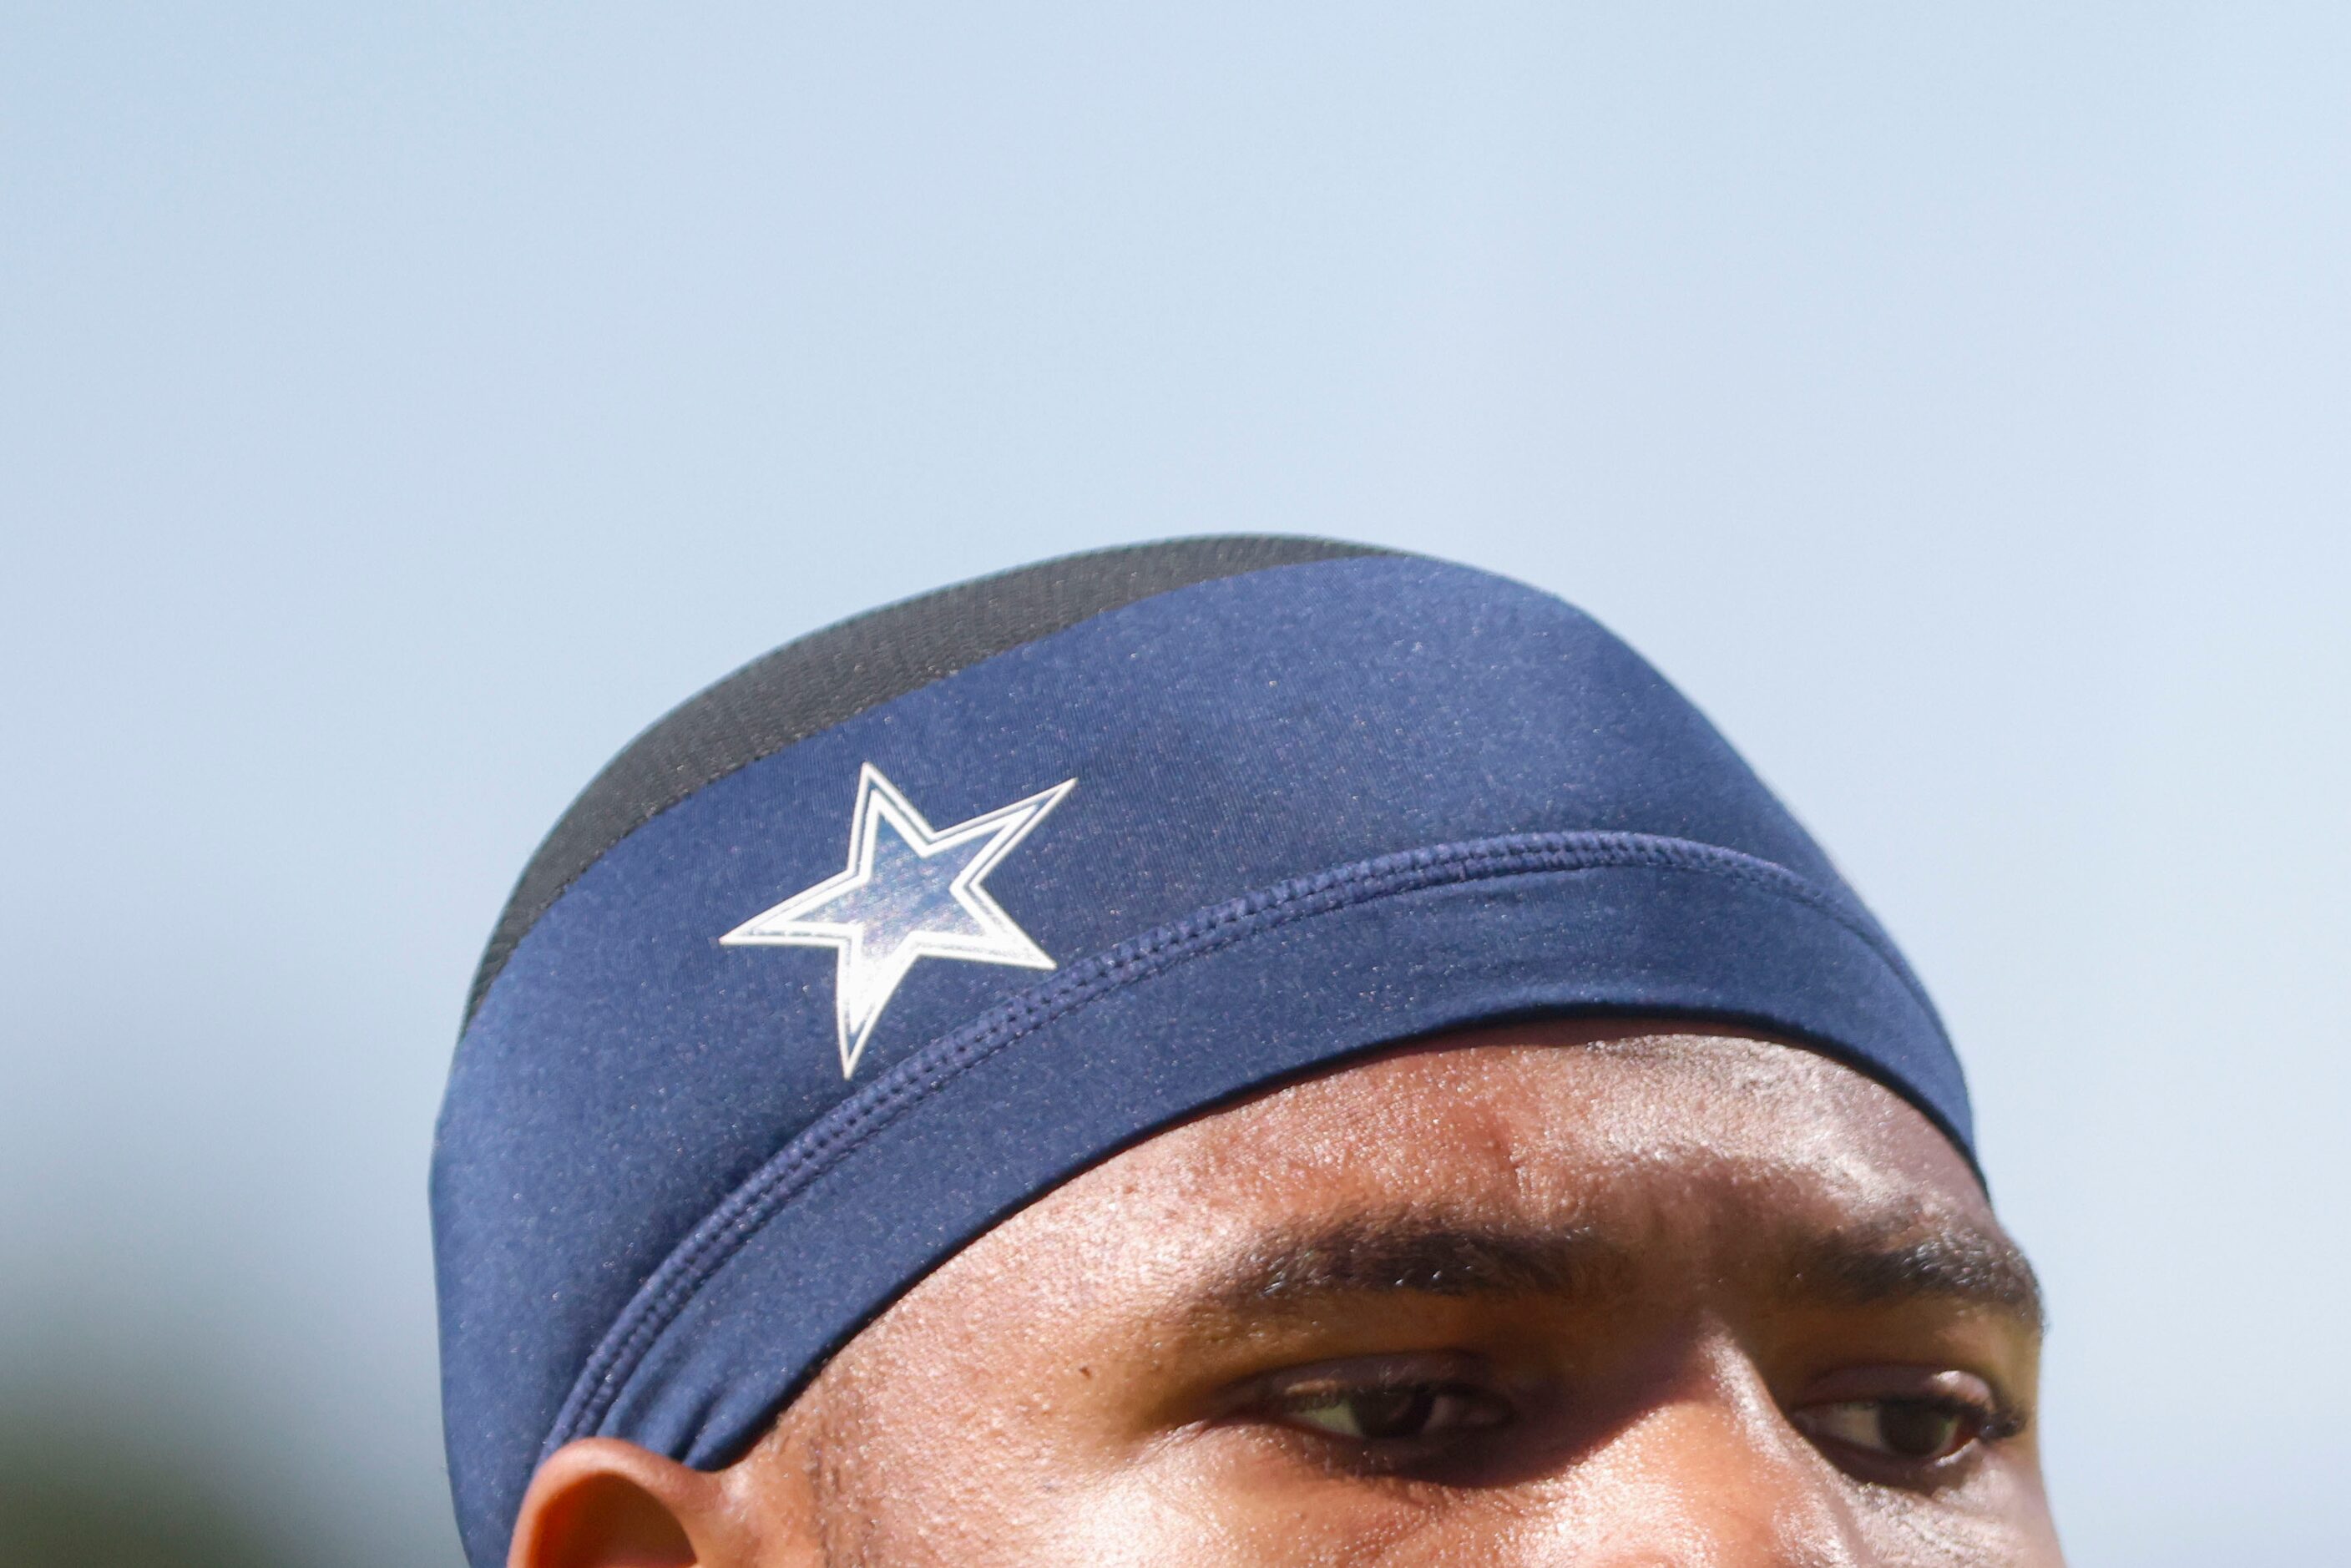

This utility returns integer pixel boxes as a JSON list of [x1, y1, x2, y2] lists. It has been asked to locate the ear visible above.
[[508, 1438, 746, 1568]]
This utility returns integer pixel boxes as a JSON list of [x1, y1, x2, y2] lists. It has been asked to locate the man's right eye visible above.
[[1269, 1379, 1514, 1444]]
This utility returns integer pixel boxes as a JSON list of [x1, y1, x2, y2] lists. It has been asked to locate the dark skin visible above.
[[513, 1019, 2064, 1566]]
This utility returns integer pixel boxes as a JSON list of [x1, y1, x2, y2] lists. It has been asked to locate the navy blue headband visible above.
[[432, 539, 1969, 1565]]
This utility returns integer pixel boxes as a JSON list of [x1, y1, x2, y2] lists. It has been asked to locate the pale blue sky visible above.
[[4, 7, 2346, 1564]]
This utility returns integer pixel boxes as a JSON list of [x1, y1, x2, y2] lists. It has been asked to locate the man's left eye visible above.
[[1276, 1383, 1511, 1443], [1791, 1397, 1982, 1464]]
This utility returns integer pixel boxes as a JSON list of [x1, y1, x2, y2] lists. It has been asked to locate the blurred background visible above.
[[3, 5, 2346, 1564]]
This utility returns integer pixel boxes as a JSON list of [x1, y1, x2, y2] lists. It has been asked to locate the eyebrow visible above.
[[1787, 1218, 2046, 1328], [1205, 1214, 1631, 1312], [1193, 1209, 2044, 1329]]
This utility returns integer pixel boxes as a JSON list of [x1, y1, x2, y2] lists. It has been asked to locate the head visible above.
[[435, 540, 2060, 1565]]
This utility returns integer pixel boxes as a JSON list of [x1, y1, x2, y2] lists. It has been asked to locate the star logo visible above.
[[721, 764, 1076, 1078]]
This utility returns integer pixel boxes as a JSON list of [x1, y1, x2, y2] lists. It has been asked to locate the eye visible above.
[[1792, 1397, 1982, 1463], [1275, 1382, 1512, 1443], [1786, 1366, 2021, 1479]]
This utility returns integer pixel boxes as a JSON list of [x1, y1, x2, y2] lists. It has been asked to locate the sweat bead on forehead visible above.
[[431, 538, 1974, 1568]]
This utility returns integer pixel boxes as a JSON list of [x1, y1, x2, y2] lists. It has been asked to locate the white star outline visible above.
[[720, 764, 1076, 1079]]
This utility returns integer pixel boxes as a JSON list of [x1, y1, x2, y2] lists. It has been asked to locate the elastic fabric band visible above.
[[544, 829, 1932, 1461]]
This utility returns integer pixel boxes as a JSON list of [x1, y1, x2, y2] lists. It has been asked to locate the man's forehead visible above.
[[959, 1021, 2004, 1311], [1103, 1021, 1981, 1216]]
